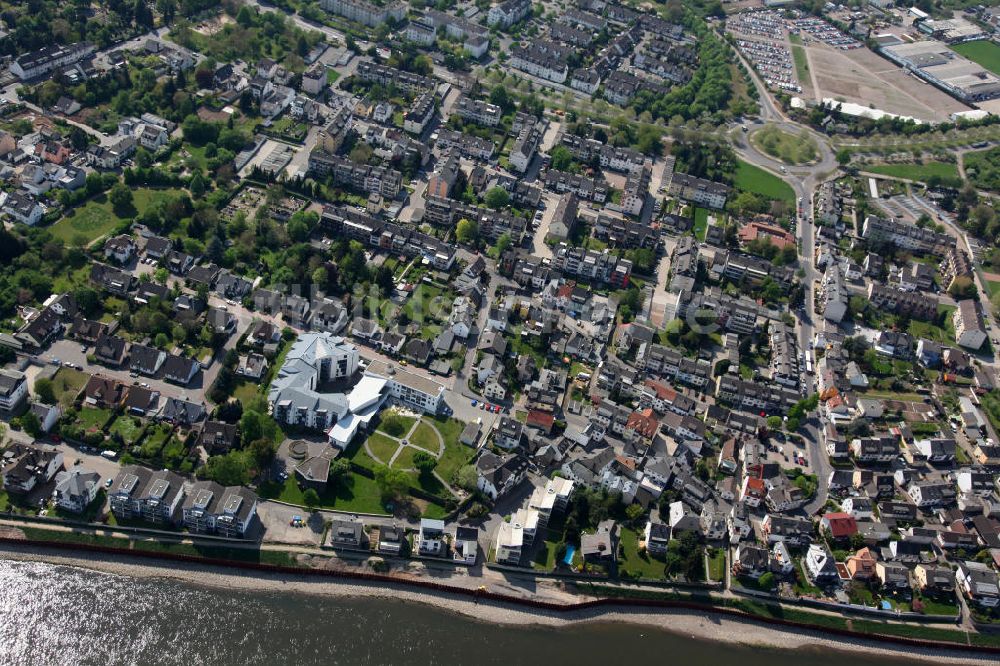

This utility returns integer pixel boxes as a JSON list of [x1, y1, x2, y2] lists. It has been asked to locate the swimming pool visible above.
[[563, 545, 576, 566]]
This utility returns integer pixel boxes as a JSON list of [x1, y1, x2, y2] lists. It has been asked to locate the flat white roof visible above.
[[348, 374, 388, 413]]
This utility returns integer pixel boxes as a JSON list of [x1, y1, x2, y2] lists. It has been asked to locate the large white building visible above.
[[268, 333, 384, 446], [268, 334, 446, 446], [365, 358, 446, 415]]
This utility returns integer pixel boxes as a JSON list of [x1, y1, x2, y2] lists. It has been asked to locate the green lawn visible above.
[[532, 536, 561, 570], [734, 160, 795, 206], [865, 162, 959, 183], [951, 40, 1000, 76], [77, 408, 112, 431], [49, 368, 89, 408], [139, 424, 173, 459], [231, 379, 262, 405], [693, 207, 709, 241], [751, 125, 818, 165], [409, 421, 440, 452], [109, 416, 145, 445], [257, 473, 386, 514], [49, 188, 187, 246], [907, 307, 955, 344], [402, 284, 451, 325], [790, 43, 809, 82], [618, 528, 666, 580], [707, 548, 726, 582], [367, 432, 400, 464], [916, 594, 959, 616], [376, 411, 416, 438], [326, 69, 341, 84], [392, 445, 422, 470], [431, 416, 475, 482]]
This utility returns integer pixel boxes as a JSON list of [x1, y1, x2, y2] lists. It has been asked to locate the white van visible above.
[[100, 450, 117, 460]]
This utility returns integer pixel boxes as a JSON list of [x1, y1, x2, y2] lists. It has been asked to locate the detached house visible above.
[[1, 443, 63, 494], [957, 562, 1000, 607], [54, 469, 101, 513], [476, 451, 528, 500]]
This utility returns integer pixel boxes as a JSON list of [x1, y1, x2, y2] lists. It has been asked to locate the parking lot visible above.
[[729, 11, 801, 94]]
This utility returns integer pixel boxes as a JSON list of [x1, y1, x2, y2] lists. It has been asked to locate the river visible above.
[[0, 559, 916, 666]]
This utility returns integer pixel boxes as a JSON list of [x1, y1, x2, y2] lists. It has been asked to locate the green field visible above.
[[734, 160, 796, 206], [49, 188, 186, 246], [751, 125, 818, 165], [951, 40, 1000, 76], [791, 45, 809, 81], [865, 162, 960, 183]]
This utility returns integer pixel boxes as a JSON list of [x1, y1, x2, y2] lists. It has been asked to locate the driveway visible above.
[[52, 443, 122, 484]]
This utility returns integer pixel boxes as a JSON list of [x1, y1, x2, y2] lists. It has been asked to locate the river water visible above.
[[0, 559, 916, 666]]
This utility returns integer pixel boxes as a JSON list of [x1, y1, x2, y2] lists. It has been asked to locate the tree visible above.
[[202, 451, 251, 486], [484, 186, 510, 210], [21, 411, 41, 438], [948, 276, 977, 300], [241, 410, 265, 443], [490, 85, 512, 112], [375, 264, 395, 294], [492, 232, 512, 258], [329, 458, 351, 489], [758, 572, 776, 590], [373, 464, 410, 501], [302, 488, 321, 510], [550, 145, 574, 172], [767, 415, 783, 431], [456, 464, 478, 491], [413, 451, 437, 478], [236, 5, 255, 27], [625, 502, 645, 527], [34, 378, 56, 405], [109, 183, 135, 217], [189, 172, 207, 198], [455, 218, 479, 245], [248, 437, 278, 469]]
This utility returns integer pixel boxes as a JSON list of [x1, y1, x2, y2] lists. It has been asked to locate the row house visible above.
[[715, 375, 801, 415], [867, 283, 939, 321], [862, 215, 953, 256], [108, 466, 185, 524], [308, 150, 402, 198], [509, 40, 571, 83]]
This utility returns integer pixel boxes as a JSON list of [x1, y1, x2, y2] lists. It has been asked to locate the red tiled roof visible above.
[[823, 512, 859, 538]]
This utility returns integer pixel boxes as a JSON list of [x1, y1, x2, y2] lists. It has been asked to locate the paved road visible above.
[[731, 52, 841, 506]]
